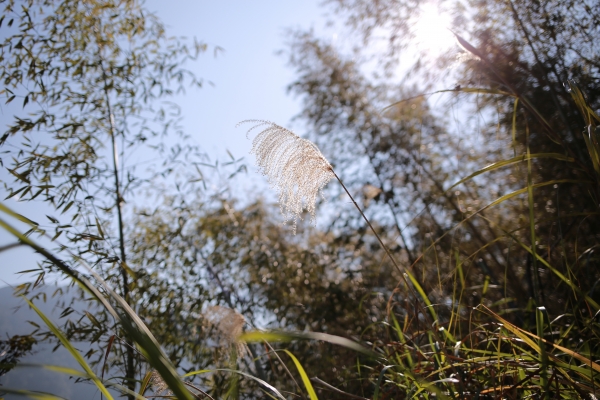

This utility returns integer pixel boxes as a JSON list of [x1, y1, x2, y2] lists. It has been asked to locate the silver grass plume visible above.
[[204, 305, 248, 357], [150, 370, 171, 396], [238, 122, 434, 328], [238, 120, 334, 234]]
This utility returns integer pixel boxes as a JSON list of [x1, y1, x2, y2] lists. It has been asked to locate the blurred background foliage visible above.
[[1, 0, 600, 398]]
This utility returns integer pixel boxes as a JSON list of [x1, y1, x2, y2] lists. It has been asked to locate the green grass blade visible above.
[[138, 370, 153, 395], [23, 297, 113, 399], [512, 98, 519, 150], [446, 153, 574, 193], [0, 205, 193, 400], [499, 227, 600, 310], [479, 305, 600, 373], [4, 363, 146, 399], [454, 33, 557, 142], [0, 387, 67, 399], [383, 87, 515, 113], [0, 363, 93, 379], [373, 365, 397, 400], [182, 369, 212, 377], [404, 271, 437, 321], [526, 136, 540, 303], [536, 307, 549, 396], [184, 368, 286, 400], [482, 180, 586, 211], [239, 331, 380, 358], [283, 350, 319, 400], [389, 312, 413, 367], [79, 266, 194, 400]]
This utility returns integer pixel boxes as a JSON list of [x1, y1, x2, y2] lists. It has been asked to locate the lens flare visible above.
[[412, 3, 455, 54]]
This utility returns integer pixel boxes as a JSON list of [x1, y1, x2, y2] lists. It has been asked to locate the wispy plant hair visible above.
[[204, 305, 248, 357], [150, 370, 171, 396], [238, 120, 334, 233]]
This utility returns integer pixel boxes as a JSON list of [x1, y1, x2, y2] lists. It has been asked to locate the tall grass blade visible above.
[[0, 387, 67, 399], [5, 363, 146, 399], [23, 297, 113, 399], [404, 271, 438, 321], [0, 202, 194, 400], [138, 370, 154, 395], [239, 331, 381, 358], [498, 227, 600, 310], [479, 305, 600, 373], [283, 350, 319, 400], [526, 134, 540, 304], [0, 202, 39, 226], [446, 153, 574, 193], [389, 312, 413, 367], [372, 365, 397, 400], [453, 33, 559, 144], [81, 267, 194, 400], [184, 368, 287, 400], [383, 87, 515, 113], [536, 307, 549, 396]]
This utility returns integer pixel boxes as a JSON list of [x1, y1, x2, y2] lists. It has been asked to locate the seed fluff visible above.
[[204, 305, 248, 357], [238, 120, 334, 234]]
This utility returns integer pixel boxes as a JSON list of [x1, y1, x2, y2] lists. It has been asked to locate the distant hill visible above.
[[0, 285, 120, 399]]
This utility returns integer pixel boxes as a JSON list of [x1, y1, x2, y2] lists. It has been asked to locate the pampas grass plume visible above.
[[238, 120, 334, 233], [204, 305, 248, 357]]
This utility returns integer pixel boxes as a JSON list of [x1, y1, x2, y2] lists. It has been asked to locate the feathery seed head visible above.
[[204, 305, 248, 357], [238, 120, 334, 234], [150, 370, 171, 396]]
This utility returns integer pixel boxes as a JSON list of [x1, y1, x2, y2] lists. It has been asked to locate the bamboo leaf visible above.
[[0, 203, 39, 226]]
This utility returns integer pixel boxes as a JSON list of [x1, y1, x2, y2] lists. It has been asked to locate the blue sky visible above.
[[0, 1, 330, 287], [0, 0, 464, 287], [145, 0, 328, 159]]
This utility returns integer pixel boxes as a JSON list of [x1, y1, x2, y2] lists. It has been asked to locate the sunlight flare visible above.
[[412, 2, 455, 53]]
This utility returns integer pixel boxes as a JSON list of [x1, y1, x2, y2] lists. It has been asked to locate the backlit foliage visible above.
[[239, 120, 334, 233]]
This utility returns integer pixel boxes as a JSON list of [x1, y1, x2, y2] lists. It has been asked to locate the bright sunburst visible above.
[[412, 2, 456, 54]]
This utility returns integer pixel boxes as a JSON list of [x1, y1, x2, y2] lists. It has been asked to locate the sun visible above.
[[412, 2, 456, 54]]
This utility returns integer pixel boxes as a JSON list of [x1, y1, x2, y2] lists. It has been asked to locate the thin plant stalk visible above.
[[100, 54, 136, 399], [330, 169, 437, 323], [241, 120, 437, 323]]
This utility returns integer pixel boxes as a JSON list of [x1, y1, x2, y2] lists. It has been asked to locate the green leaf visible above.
[[23, 297, 114, 399], [85, 311, 103, 329], [373, 365, 399, 400], [7, 168, 31, 184], [95, 217, 105, 238], [184, 368, 286, 400], [447, 153, 574, 192], [62, 201, 75, 214], [138, 370, 154, 395], [0, 202, 39, 226], [0, 387, 66, 399], [240, 330, 380, 358], [283, 350, 319, 400]]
